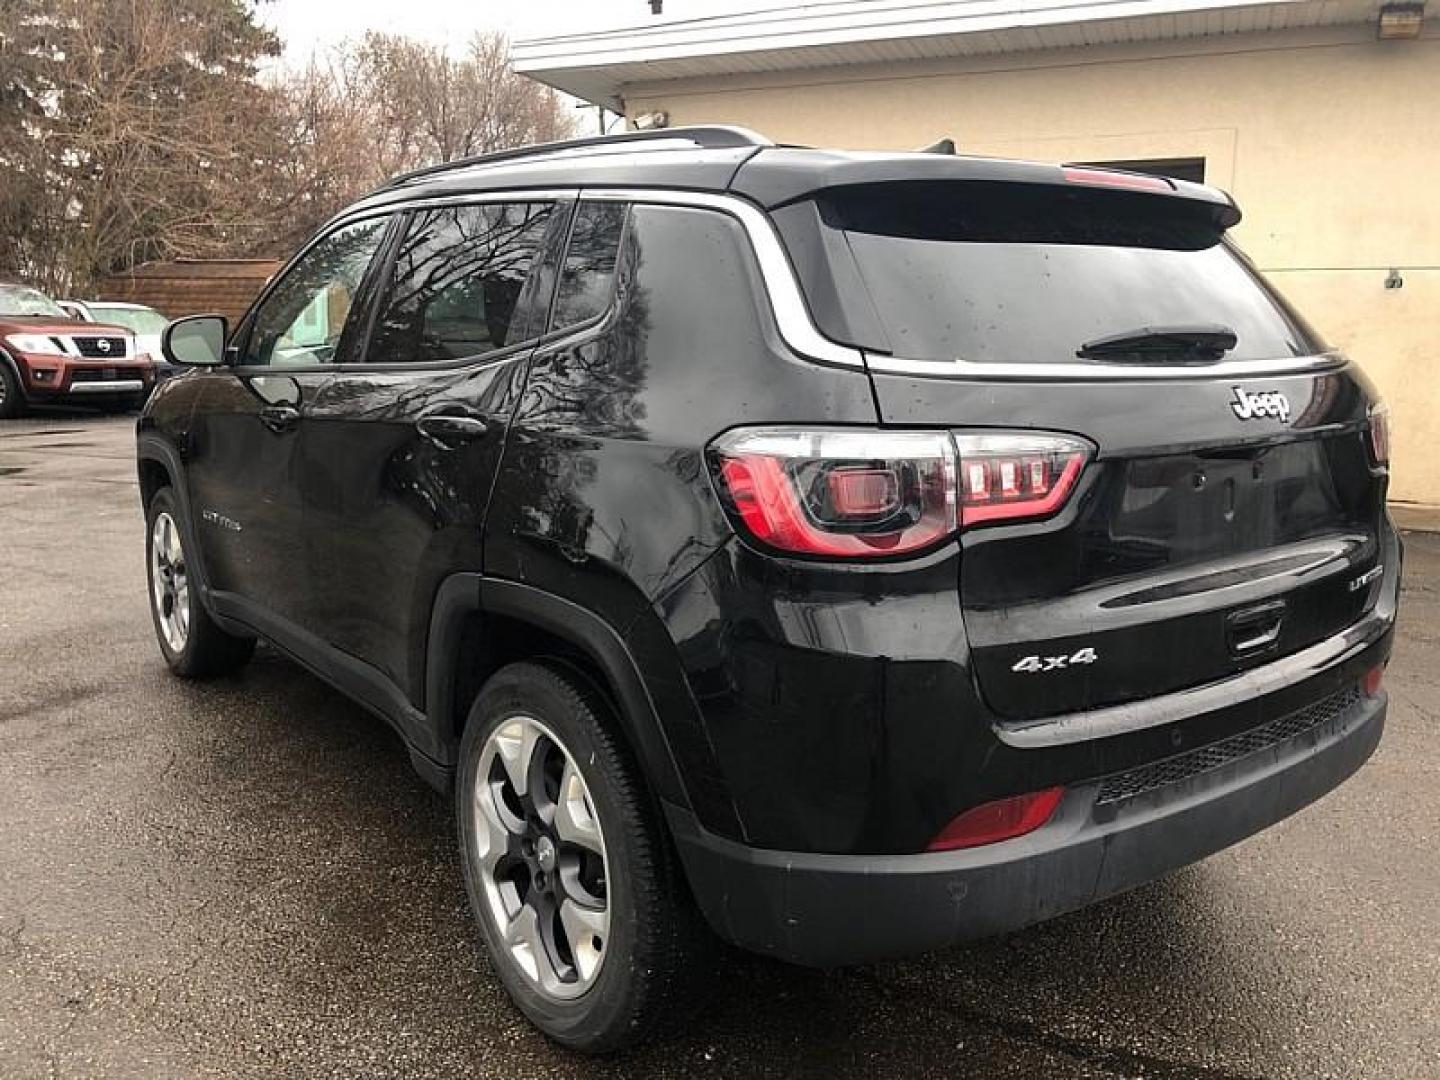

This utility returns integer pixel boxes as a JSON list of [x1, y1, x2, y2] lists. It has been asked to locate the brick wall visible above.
[[98, 260, 283, 324]]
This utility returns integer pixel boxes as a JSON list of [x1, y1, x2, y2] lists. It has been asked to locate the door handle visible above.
[[259, 405, 301, 433], [415, 413, 489, 449]]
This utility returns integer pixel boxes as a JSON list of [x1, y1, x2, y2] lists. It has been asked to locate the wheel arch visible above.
[[136, 433, 228, 628], [427, 574, 693, 813]]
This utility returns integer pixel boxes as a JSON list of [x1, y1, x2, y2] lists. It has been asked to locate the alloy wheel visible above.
[[473, 715, 610, 1001], [149, 511, 190, 652]]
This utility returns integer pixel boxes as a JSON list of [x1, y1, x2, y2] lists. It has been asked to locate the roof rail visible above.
[[381, 125, 773, 189]]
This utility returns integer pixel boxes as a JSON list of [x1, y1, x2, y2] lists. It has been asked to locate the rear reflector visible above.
[[926, 787, 1065, 852], [1362, 664, 1384, 697], [1061, 166, 1174, 193]]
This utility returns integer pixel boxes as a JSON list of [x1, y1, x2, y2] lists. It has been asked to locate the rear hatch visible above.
[[773, 175, 1388, 723]]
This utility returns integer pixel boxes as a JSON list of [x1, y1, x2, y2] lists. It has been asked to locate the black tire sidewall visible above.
[[456, 662, 656, 1051], [0, 363, 26, 419]]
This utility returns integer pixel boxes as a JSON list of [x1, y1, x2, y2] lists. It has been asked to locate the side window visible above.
[[241, 217, 389, 367], [368, 201, 554, 365], [551, 202, 627, 330]]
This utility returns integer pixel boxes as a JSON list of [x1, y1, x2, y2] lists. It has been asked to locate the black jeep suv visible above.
[[138, 127, 1399, 1052]]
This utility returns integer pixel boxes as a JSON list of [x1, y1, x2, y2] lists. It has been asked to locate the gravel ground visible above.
[[1, 413, 1437, 1079]]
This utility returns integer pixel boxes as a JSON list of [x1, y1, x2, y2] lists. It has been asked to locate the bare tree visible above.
[[265, 32, 577, 249], [0, 3, 576, 292]]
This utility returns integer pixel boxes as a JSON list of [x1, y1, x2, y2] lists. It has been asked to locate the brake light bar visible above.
[[1061, 166, 1174, 193], [709, 427, 1091, 559]]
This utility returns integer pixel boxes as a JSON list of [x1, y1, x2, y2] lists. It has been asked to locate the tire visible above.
[[456, 660, 701, 1053], [0, 362, 28, 419], [145, 487, 256, 678]]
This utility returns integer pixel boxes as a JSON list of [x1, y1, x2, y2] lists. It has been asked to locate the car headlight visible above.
[[5, 333, 67, 355]]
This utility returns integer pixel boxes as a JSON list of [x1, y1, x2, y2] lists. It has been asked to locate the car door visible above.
[[302, 197, 571, 706], [184, 214, 395, 634]]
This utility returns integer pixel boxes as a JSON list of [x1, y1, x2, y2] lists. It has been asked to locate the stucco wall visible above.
[[625, 26, 1440, 503]]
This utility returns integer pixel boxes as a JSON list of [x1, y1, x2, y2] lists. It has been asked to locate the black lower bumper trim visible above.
[[669, 691, 1385, 968]]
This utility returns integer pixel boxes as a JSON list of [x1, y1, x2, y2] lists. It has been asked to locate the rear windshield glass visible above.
[[817, 182, 1323, 365]]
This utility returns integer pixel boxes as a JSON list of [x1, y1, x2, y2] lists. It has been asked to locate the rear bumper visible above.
[[670, 685, 1386, 967]]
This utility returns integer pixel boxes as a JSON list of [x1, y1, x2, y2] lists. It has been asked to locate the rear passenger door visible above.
[[303, 197, 571, 704]]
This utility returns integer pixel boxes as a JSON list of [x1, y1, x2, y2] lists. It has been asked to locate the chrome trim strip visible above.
[[69, 380, 144, 393], [866, 352, 1347, 381], [349, 184, 1343, 382], [579, 187, 868, 369], [997, 605, 1392, 749]]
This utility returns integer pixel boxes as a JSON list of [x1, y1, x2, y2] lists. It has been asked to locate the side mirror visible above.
[[162, 314, 228, 367]]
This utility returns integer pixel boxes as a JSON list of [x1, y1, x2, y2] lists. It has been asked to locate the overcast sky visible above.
[[257, 0, 761, 64]]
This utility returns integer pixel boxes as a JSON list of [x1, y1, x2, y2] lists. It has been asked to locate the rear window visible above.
[[809, 181, 1323, 365]]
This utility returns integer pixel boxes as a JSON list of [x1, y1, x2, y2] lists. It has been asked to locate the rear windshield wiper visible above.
[[1077, 324, 1237, 363]]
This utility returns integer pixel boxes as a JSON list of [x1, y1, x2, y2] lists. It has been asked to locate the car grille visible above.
[[70, 369, 122, 383], [72, 336, 128, 358], [1095, 685, 1364, 807]]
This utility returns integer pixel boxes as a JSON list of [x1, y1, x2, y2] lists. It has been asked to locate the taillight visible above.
[[711, 429, 956, 558], [1367, 404, 1390, 467], [954, 433, 1089, 527], [709, 427, 1091, 559], [926, 787, 1065, 852], [1362, 664, 1385, 697]]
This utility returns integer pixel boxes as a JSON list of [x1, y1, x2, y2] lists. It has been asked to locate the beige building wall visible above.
[[626, 26, 1440, 504]]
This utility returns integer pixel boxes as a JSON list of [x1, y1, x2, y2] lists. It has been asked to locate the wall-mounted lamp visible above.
[[632, 111, 670, 131], [1385, 268, 1405, 290], [1377, 2, 1425, 39]]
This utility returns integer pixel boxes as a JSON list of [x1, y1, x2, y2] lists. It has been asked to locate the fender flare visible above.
[[136, 433, 235, 631], [425, 573, 692, 812]]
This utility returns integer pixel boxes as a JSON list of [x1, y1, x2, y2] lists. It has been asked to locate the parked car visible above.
[[59, 298, 175, 382], [0, 283, 153, 417], [136, 127, 1399, 1052]]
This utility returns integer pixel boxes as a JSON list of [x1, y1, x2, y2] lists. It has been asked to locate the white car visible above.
[[59, 299, 174, 379]]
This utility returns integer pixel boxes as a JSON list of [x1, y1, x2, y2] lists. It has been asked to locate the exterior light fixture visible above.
[[632, 111, 670, 131], [1377, 2, 1425, 39]]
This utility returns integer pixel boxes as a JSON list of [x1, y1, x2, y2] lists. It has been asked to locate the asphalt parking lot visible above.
[[1, 413, 1437, 1079]]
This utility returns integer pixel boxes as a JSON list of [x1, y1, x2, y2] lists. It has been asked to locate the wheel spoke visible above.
[[473, 780, 522, 872], [493, 717, 541, 798], [554, 760, 603, 855], [557, 898, 607, 983], [503, 904, 545, 984]]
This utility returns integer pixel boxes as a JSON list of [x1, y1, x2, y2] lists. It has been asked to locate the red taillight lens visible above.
[[1061, 165, 1174, 193], [711, 428, 1091, 558], [713, 429, 956, 558], [1367, 405, 1390, 467], [954, 433, 1090, 527], [1362, 664, 1385, 697], [926, 787, 1065, 852]]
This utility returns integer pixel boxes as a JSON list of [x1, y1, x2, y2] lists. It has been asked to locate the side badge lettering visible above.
[[201, 509, 243, 533]]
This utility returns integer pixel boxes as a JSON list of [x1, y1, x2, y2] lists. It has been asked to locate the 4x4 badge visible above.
[[1230, 386, 1291, 423]]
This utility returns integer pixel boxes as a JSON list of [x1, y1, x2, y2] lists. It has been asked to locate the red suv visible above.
[[0, 283, 155, 417]]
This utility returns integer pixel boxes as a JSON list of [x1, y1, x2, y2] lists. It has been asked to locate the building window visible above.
[[1079, 158, 1206, 184]]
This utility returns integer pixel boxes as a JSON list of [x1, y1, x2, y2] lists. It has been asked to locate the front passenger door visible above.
[[185, 215, 393, 633]]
